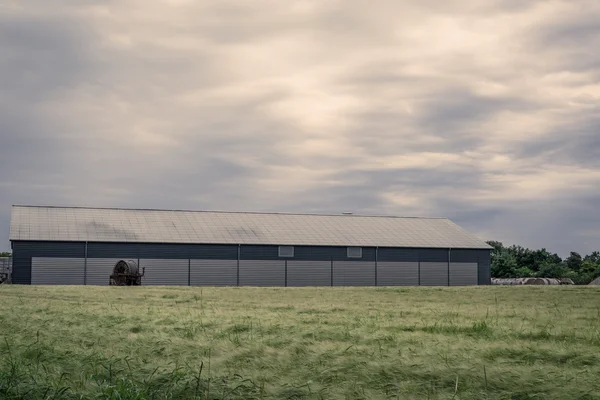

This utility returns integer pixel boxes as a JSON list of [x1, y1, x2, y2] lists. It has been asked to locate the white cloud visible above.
[[0, 0, 599, 255]]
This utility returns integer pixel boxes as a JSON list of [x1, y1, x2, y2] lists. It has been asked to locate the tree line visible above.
[[487, 241, 600, 284]]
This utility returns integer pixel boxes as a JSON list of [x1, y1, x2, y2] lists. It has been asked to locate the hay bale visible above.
[[589, 276, 600, 285], [492, 277, 562, 285]]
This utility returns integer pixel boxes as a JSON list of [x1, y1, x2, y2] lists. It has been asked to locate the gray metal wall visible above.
[[86, 258, 121, 285], [333, 261, 375, 286], [142, 259, 189, 286], [377, 262, 419, 286], [191, 260, 237, 286], [450, 263, 479, 286], [239, 260, 285, 286], [13, 241, 491, 286], [287, 261, 331, 286], [31, 257, 84, 285], [420, 262, 449, 286]]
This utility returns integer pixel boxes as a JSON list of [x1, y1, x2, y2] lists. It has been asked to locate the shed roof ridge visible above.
[[11, 205, 448, 220]]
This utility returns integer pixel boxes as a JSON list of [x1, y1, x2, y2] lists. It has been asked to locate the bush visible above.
[[536, 263, 569, 279], [514, 267, 534, 278]]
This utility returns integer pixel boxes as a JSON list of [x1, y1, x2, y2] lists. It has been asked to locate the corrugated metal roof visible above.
[[9, 205, 491, 249]]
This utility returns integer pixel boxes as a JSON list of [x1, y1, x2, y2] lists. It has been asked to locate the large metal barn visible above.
[[9, 205, 491, 286]]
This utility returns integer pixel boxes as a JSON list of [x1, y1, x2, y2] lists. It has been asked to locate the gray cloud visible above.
[[1, 0, 600, 258]]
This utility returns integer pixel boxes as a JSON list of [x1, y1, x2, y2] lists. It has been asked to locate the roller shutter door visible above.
[[190, 260, 237, 286], [419, 262, 448, 286], [449, 263, 478, 286], [239, 260, 285, 286], [86, 258, 123, 285], [139, 259, 189, 286], [377, 262, 418, 286], [287, 261, 331, 287], [32, 258, 84, 285], [333, 261, 375, 286]]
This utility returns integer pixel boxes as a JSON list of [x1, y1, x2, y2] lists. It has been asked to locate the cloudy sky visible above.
[[1, 0, 599, 256]]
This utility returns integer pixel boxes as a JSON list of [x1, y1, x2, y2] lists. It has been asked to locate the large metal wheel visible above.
[[109, 260, 143, 286]]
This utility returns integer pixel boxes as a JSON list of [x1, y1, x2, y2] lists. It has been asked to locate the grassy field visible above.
[[1, 286, 599, 400]]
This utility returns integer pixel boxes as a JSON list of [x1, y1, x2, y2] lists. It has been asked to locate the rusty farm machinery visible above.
[[109, 260, 145, 286]]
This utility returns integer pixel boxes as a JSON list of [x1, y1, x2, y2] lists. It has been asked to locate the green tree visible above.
[[491, 251, 519, 278], [583, 251, 600, 264], [574, 260, 600, 284], [537, 262, 569, 279], [0, 252, 11, 258], [565, 252, 583, 272], [486, 241, 504, 253], [486, 241, 600, 283], [514, 267, 534, 278]]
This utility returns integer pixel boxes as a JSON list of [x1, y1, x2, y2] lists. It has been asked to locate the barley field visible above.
[[1, 285, 599, 399]]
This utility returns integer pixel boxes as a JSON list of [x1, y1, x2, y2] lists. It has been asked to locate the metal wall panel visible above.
[[14, 241, 86, 257], [377, 248, 419, 262], [287, 261, 331, 286], [419, 249, 449, 262], [240, 245, 279, 260], [449, 263, 478, 286], [86, 258, 122, 285], [31, 257, 84, 285], [12, 241, 86, 284], [333, 261, 375, 286], [449, 249, 479, 263], [419, 262, 449, 286], [10, 255, 30, 284], [293, 246, 376, 261], [190, 259, 237, 286], [478, 250, 492, 285], [87, 243, 138, 259], [293, 246, 339, 261], [87, 242, 239, 260], [478, 264, 491, 285], [140, 244, 238, 259], [139, 259, 189, 286], [377, 262, 419, 286], [12, 241, 490, 286], [239, 260, 285, 286]]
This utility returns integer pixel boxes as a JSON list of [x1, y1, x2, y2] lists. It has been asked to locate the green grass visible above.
[[1, 286, 599, 399]]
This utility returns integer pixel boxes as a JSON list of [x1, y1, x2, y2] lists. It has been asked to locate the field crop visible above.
[[1, 285, 600, 399]]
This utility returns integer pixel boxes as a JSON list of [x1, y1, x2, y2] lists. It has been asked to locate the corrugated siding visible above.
[[12, 241, 86, 284], [419, 249, 449, 262], [419, 262, 448, 286], [190, 260, 237, 286], [377, 262, 419, 286], [31, 257, 84, 285], [87, 242, 240, 260], [477, 249, 492, 285], [449, 249, 479, 263], [139, 259, 189, 286], [287, 261, 331, 286], [86, 258, 122, 285], [293, 246, 339, 261], [10, 255, 30, 284], [240, 246, 279, 260], [13, 241, 489, 286], [449, 263, 478, 286], [478, 264, 490, 284], [478, 264, 491, 285], [377, 248, 419, 262], [87, 243, 138, 259], [333, 261, 375, 286], [239, 260, 285, 286], [15, 241, 86, 257]]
